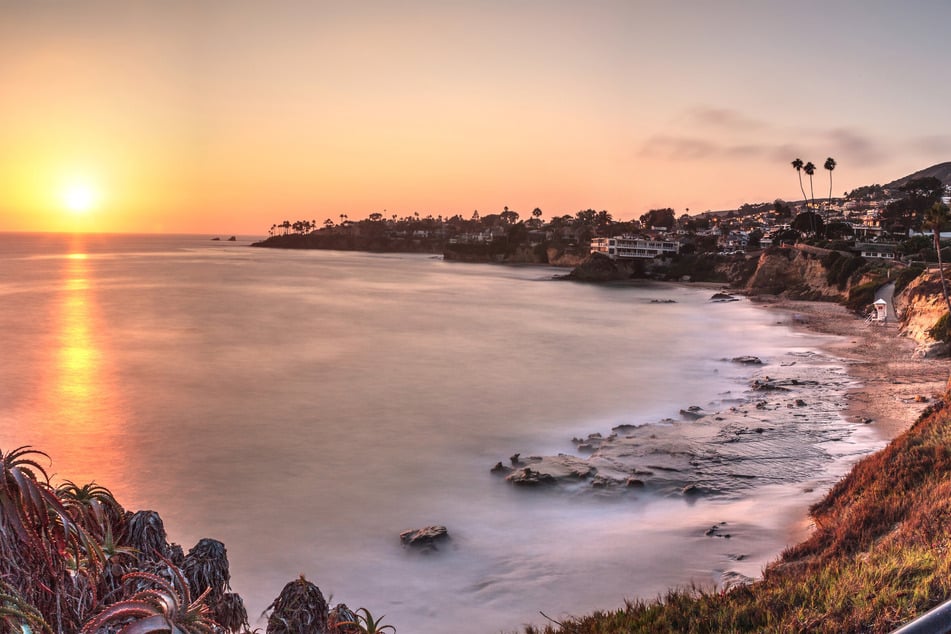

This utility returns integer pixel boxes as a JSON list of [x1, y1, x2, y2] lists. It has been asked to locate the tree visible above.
[[792, 211, 824, 236], [803, 161, 817, 207], [791, 159, 808, 205], [639, 208, 676, 230], [532, 208, 543, 221], [824, 157, 836, 206], [500, 206, 519, 225], [924, 202, 951, 323]]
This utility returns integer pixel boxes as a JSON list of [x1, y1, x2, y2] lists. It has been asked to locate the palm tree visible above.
[[924, 202, 951, 324], [803, 161, 817, 208], [824, 157, 836, 207], [791, 158, 808, 205]]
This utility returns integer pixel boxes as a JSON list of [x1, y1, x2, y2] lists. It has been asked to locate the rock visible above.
[[682, 484, 702, 496], [651, 299, 677, 304], [731, 356, 763, 365], [400, 525, 449, 548], [506, 467, 557, 486], [567, 252, 634, 282], [795, 399, 807, 407], [914, 342, 949, 359], [915, 395, 930, 403], [719, 571, 755, 592], [490, 462, 511, 474], [710, 292, 736, 302], [680, 406, 706, 420], [626, 478, 645, 488], [509, 453, 521, 465], [751, 379, 788, 392]]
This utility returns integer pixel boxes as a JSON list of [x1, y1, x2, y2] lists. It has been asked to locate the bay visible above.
[[0, 233, 859, 633]]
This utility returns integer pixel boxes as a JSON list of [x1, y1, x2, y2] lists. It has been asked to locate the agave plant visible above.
[[57, 480, 126, 540], [0, 579, 54, 634], [337, 607, 396, 634], [183, 538, 249, 631], [183, 538, 231, 605], [0, 446, 103, 631], [80, 568, 221, 634], [264, 575, 329, 634], [124, 510, 172, 565]]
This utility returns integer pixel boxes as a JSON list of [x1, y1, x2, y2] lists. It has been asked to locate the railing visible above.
[[891, 599, 951, 633]]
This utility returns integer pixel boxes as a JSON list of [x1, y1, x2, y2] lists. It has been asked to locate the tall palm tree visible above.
[[803, 161, 817, 207], [925, 202, 951, 322], [791, 158, 808, 205], [824, 157, 836, 207]]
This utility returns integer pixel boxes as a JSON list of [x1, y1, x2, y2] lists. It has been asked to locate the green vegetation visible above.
[[823, 252, 868, 290], [525, 396, 951, 633], [894, 264, 925, 294], [845, 281, 880, 312], [928, 313, 951, 343]]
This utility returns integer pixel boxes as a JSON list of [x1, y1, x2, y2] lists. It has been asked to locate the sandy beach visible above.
[[763, 296, 951, 440]]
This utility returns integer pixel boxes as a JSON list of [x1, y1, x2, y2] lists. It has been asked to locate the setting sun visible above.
[[61, 182, 100, 214]]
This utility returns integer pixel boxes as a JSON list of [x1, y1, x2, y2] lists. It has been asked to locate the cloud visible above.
[[639, 135, 775, 161], [825, 127, 886, 166], [683, 107, 766, 132], [638, 135, 719, 160], [908, 134, 951, 156], [640, 109, 894, 171]]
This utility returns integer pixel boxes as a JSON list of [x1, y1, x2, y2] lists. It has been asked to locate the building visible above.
[[856, 242, 897, 259], [590, 236, 680, 259]]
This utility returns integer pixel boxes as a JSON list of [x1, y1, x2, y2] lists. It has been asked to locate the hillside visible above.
[[886, 161, 951, 189]]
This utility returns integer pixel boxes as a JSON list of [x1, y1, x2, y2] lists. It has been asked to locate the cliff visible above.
[[896, 269, 951, 355], [745, 247, 845, 299]]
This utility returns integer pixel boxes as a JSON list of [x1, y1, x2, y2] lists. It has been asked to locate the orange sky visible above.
[[2, 1, 950, 235]]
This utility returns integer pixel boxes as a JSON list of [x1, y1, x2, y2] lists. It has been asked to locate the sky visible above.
[[1, 0, 950, 235]]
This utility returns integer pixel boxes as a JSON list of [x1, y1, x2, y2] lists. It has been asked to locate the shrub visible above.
[[894, 265, 925, 294], [845, 282, 880, 313], [928, 313, 951, 342]]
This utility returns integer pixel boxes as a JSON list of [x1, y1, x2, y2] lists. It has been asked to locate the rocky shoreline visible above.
[[486, 290, 950, 600]]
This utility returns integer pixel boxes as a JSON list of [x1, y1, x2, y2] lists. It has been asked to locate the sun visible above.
[[61, 182, 101, 214]]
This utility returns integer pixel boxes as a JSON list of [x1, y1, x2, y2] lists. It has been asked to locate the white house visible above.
[[590, 236, 680, 259]]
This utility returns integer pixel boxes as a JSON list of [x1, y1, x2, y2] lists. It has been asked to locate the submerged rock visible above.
[[680, 406, 706, 420], [731, 355, 763, 365], [400, 525, 449, 548], [506, 467, 557, 486]]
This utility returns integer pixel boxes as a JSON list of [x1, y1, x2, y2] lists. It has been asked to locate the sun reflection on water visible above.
[[33, 244, 129, 489]]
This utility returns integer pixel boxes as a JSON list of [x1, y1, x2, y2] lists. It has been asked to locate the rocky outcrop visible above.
[[565, 252, 640, 282], [746, 247, 841, 299], [897, 270, 950, 348]]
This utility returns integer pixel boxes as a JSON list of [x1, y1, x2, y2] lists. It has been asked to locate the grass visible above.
[[524, 397, 951, 633]]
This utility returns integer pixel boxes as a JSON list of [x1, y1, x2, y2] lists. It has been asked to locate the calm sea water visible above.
[[0, 233, 856, 632]]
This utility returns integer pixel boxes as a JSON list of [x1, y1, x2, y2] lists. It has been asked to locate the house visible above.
[[856, 242, 897, 260], [590, 236, 680, 259]]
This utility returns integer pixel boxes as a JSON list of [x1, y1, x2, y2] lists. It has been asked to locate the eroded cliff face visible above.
[[896, 270, 949, 346], [745, 247, 843, 299]]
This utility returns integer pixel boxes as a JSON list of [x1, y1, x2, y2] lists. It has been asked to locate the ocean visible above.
[[0, 233, 875, 633]]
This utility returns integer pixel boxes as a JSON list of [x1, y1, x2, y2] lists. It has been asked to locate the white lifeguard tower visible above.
[[872, 298, 889, 322]]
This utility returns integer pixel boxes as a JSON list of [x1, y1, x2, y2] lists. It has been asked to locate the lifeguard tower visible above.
[[872, 298, 889, 322]]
